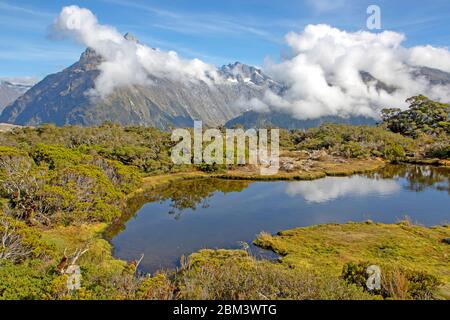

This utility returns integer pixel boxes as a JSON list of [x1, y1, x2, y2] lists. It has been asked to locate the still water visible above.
[[111, 165, 450, 273]]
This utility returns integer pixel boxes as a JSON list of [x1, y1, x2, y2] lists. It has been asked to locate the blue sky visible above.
[[1, 0, 450, 79]]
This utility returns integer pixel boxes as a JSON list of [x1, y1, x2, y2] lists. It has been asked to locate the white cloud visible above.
[[285, 176, 401, 203], [51, 6, 221, 98], [408, 45, 450, 73], [255, 24, 450, 120], [50, 8, 450, 119]]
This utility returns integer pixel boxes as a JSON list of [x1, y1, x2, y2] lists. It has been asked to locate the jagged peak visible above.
[[223, 61, 246, 69], [222, 61, 260, 73], [230, 61, 244, 67], [80, 47, 98, 60]]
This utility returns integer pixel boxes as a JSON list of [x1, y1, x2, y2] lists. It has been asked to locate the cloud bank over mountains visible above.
[[52, 6, 450, 119], [52, 5, 220, 98], [254, 25, 450, 119]]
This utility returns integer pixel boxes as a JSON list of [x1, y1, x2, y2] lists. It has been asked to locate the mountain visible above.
[[412, 66, 450, 86], [219, 62, 283, 91], [2, 32, 449, 130], [0, 80, 33, 113], [225, 110, 376, 129], [0, 35, 283, 129], [225, 66, 450, 129]]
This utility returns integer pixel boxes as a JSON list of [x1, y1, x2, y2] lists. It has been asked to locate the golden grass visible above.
[[254, 221, 450, 297], [137, 158, 386, 188], [41, 223, 126, 275]]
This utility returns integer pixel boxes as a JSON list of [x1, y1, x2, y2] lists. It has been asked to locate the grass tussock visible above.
[[254, 221, 450, 298]]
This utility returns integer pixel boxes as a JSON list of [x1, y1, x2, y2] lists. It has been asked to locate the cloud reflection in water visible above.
[[285, 176, 401, 203]]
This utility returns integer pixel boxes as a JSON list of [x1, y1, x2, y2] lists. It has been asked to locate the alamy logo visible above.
[[66, 265, 81, 291], [366, 265, 382, 291], [171, 121, 280, 175], [367, 5, 382, 30]]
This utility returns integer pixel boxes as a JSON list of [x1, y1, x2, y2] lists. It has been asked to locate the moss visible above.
[[41, 223, 126, 276], [140, 171, 210, 191], [0, 145, 28, 158], [212, 159, 384, 181], [188, 249, 253, 270], [254, 222, 450, 297]]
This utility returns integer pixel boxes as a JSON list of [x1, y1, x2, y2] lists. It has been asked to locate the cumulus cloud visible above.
[[285, 176, 401, 203], [408, 45, 450, 73], [253, 24, 450, 120], [51, 7, 450, 119], [51, 6, 220, 97]]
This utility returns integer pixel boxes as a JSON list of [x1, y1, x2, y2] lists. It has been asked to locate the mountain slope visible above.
[[225, 110, 377, 129], [0, 37, 282, 129], [2, 31, 449, 130]]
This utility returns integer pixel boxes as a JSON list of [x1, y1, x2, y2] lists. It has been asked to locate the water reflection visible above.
[[369, 165, 450, 194], [285, 176, 401, 203], [131, 165, 450, 217], [146, 179, 250, 219], [111, 165, 450, 273]]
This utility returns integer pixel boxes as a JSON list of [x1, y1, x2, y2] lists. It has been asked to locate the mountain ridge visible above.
[[2, 33, 450, 129], [0, 40, 283, 129]]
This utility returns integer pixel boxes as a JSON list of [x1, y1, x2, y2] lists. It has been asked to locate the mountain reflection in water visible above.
[[111, 165, 450, 273]]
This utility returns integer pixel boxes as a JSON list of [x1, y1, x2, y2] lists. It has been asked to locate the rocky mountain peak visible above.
[[78, 48, 103, 71], [219, 61, 274, 87], [80, 47, 98, 60]]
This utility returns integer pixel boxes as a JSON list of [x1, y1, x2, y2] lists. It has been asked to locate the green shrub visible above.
[[32, 144, 85, 169], [342, 141, 370, 159], [406, 270, 442, 300], [0, 260, 57, 300], [342, 262, 442, 300], [197, 162, 221, 173], [293, 124, 415, 160], [382, 142, 406, 161], [0, 213, 50, 263], [176, 250, 372, 300], [342, 261, 372, 288], [382, 95, 450, 138]]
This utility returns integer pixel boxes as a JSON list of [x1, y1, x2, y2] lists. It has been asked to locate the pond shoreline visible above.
[[110, 162, 449, 281], [137, 157, 449, 191], [32, 160, 449, 300], [252, 221, 450, 298], [138, 158, 386, 192], [113, 158, 387, 235]]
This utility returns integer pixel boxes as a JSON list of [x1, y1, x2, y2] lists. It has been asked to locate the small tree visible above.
[[381, 95, 450, 138]]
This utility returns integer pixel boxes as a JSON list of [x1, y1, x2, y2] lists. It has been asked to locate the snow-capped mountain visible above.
[[2, 33, 449, 130], [0, 35, 283, 129]]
